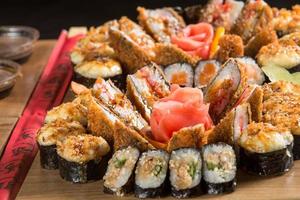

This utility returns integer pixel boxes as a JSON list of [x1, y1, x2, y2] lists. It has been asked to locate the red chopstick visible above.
[[0, 31, 81, 200]]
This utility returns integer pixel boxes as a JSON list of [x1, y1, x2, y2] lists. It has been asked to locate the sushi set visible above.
[[35, 0, 300, 199]]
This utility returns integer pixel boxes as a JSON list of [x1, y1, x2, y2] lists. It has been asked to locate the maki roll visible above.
[[126, 63, 170, 122], [169, 148, 202, 198], [164, 63, 194, 87], [235, 57, 265, 85], [103, 146, 140, 196], [194, 60, 221, 89], [36, 119, 86, 169], [239, 122, 294, 176], [134, 150, 170, 198], [45, 101, 87, 126], [73, 57, 122, 88], [57, 134, 110, 183], [202, 143, 237, 194]]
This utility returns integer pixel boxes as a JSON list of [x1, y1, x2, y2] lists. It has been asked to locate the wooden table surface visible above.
[[1, 39, 298, 200], [0, 40, 56, 156]]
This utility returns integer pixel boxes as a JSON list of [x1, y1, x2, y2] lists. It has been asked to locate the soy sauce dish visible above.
[[0, 26, 39, 60], [0, 59, 21, 93]]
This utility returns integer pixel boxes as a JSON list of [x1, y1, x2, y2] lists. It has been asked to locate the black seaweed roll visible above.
[[57, 134, 110, 183], [293, 135, 300, 160], [134, 150, 170, 198], [103, 146, 140, 196], [36, 120, 86, 169], [164, 63, 194, 87], [169, 148, 202, 198], [239, 122, 294, 176], [202, 143, 237, 194]]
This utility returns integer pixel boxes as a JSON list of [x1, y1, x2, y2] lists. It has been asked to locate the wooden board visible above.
[[0, 40, 56, 118], [0, 117, 18, 156], [18, 152, 300, 199]]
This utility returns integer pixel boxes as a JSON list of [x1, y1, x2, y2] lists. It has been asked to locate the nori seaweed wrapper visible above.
[[135, 183, 168, 199], [202, 179, 236, 195], [103, 172, 135, 196], [240, 143, 294, 176], [293, 135, 300, 160], [39, 144, 58, 170], [58, 155, 102, 183], [109, 73, 127, 93], [171, 185, 202, 199], [73, 72, 96, 88], [73, 71, 126, 92]]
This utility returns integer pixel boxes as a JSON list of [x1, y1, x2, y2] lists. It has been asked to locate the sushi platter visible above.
[[7, 0, 300, 199]]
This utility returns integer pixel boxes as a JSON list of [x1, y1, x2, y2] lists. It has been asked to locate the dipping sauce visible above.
[[0, 35, 30, 50]]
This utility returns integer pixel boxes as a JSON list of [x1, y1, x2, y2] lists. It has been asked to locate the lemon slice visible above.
[[262, 65, 293, 82], [292, 72, 300, 85]]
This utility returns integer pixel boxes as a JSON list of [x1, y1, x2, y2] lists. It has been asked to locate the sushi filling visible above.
[[203, 144, 236, 184], [164, 63, 194, 87], [135, 150, 169, 198], [169, 148, 201, 191], [194, 60, 220, 88], [103, 146, 140, 196], [135, 150, 169, 189]]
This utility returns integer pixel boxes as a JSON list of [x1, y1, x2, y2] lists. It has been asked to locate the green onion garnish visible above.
[[206, 162, 221, 170], [188, 162, 197, 179], [153, 164, 162, 176], [114, 158, 127, 168]]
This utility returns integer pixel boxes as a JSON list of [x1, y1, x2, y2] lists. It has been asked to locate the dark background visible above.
[[1, 0, 298, 39]]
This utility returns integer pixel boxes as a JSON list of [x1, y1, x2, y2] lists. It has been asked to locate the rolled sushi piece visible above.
[[169, 148, 202, 198], [134, 150, 170, 198], [202, 143, 237, 194], [164, 63, 194, 87], [235, 57, 265, 85], [36, 119, 86, 169], [239, 122, 294, 176], [57, 134, 110, 183], [194, 60, 221, 89], [103, 146, 140, 196], [73, 57, 122, 88]]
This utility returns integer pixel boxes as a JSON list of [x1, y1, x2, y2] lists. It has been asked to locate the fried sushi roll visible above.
[[169, 148, 202, 198], [126, 63, 170, 122], [103, 146, 140, 196], [70, 20, 119, 65], [164, 63, 194, 87], [36, 119, 86, 169], [204, 58, 248, 123], [45, 101, 87, 126], [202, 143, 237, 194], [215, 34, 244, 63], [194, 60, 221, 89], [235, 57, 265, 85], [57, 134, 110, 183], [239, 122, 294, 176], [244, 28, 278, 58], [257, 40, 300, 69], [93, 78, 148, 131], [137, 7, 186, 44], [134, 150, 170, 198], [73, 57, 122, 87], [231, 0, 273, 43], [262, 81, 300, 159], [198, 0, 244, 31], [109, 17, 156, 73]]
